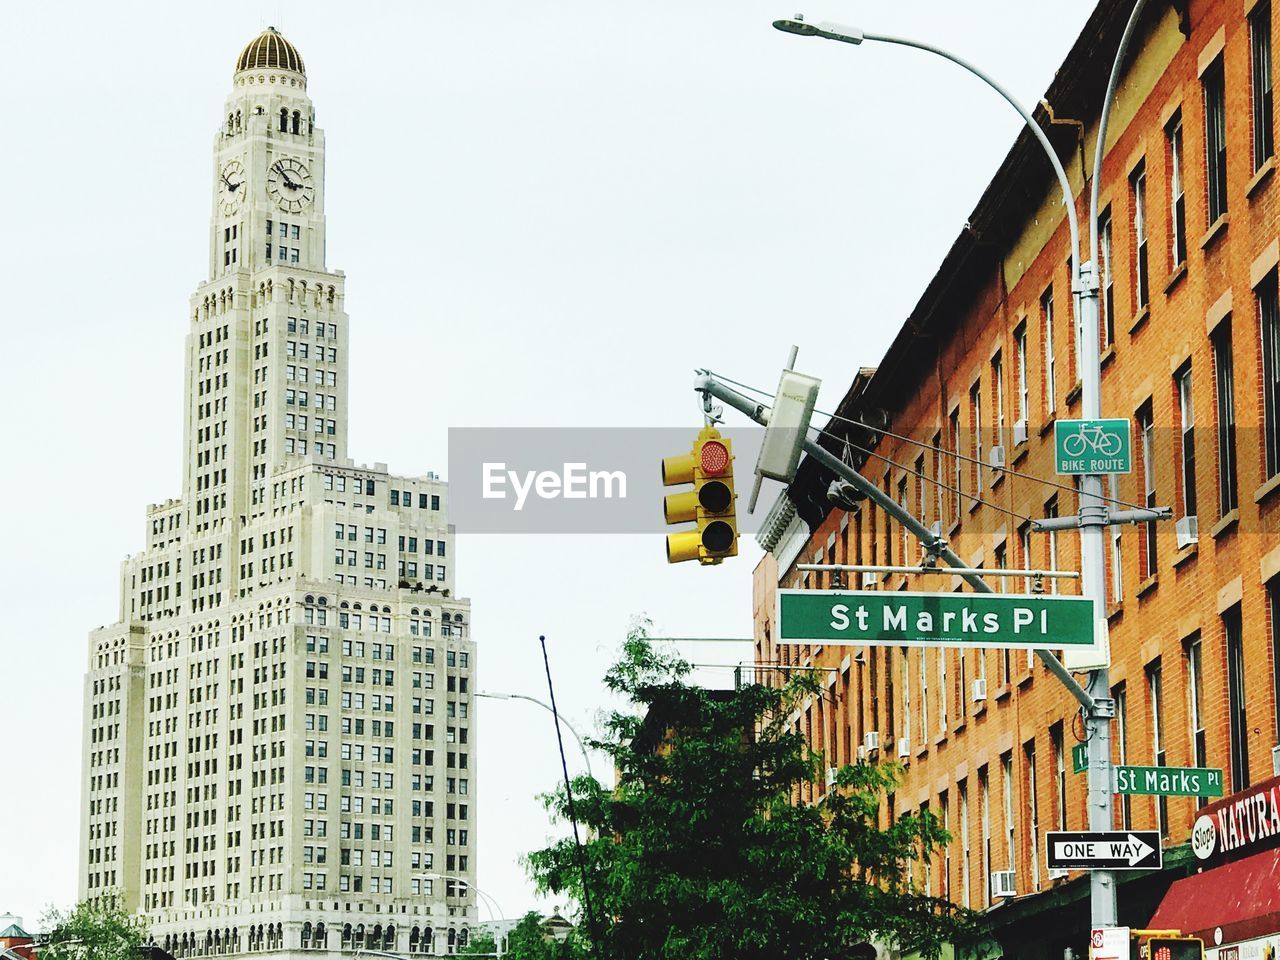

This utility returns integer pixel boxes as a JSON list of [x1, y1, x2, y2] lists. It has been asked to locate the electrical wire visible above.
[[703, 369, 1150, 512]]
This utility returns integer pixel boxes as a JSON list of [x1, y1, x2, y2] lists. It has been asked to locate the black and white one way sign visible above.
[[1045, 831, 1162, 871]]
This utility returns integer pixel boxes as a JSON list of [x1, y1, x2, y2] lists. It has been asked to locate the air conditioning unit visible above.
[[1012, 419, 1029, 446], [857, 744, 867, 762], [864, 731, 881, 753], [989, 445, 1007, 470], [825, 767, 839, 788], [861, 571, 880, 588], [1048, 867, 1068, 882], [972, 678, 988, 703], [897, 737, 911, 759], [990, 870, 1017, 899], [1176, 516, 1199, 549], [1272, 744, 1280, 777]]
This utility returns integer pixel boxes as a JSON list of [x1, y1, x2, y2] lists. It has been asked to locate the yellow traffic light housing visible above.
[[662, 426, 739, 565]]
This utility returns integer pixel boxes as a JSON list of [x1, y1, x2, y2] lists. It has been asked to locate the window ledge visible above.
[[968, 497, 982, 515], [1128, 305, 1150, 336], [915, 743, 930, 760], [1172, 542, 1199, 568], [952, 719, 967, 735], [995, 684, 1012, 702], [934, 733, 948, 748], [948, 519, 962, 539], [1107, 601, 1125, 623], [1066, 381, 1083, 406], [1164, 261, 1188, 296], [1247, 157, 1275, 199], [1017, 671, 1033, 689], [1211, 509, 1239, 539], [991, 470, 1006, 490], [1013, 444, 1030, 467], [1200, 214, 1229, 252], [1038, 415, 1058, 439], [1100, 345, 1117, 369], [1136, 574, 1159, 599], [1256, 472, 1280, 506], [973, 702, 987, 718]]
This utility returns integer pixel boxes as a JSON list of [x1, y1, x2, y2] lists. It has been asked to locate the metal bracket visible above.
[[1088, 697, 1116, 720]]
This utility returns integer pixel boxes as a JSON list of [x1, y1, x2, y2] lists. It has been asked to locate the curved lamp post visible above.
[[476, 691, 595, 781]]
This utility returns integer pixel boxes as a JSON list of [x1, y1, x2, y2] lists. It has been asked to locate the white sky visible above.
[[0, 0, 1092, 929]]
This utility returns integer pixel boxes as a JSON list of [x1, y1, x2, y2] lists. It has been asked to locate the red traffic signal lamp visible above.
[[1144, 939, 1203, 960], [662, 426, 739, 565]]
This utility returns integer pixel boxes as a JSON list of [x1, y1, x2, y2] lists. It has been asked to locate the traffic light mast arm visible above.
[[694, 373, 1095, 712]]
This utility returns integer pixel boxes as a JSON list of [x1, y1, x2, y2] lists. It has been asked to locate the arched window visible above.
[[301, 922, 312, 948], [280, 108, 289, 132], [341, 924, 352, 948], [314, 923, 326, 949], [384, 925, 396, 949], [458, 929, 469, 948], [292, 110, 301, 134], [355, 924, 366, 949], [235, 110, 242, 130], [410, 928, 421, 954]]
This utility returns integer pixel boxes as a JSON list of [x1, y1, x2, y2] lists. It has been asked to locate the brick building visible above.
[[753, 0, 1280, 956]]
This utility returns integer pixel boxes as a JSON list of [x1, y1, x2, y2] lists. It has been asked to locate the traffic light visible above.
[[1146, 938, 1203, 960], [662, 426, 739, 565]]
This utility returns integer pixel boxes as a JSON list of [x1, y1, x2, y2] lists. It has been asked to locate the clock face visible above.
[[267, 157, 314, 213], [219, 159, 245, 215]]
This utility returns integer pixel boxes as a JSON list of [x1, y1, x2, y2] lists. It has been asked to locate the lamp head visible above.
[[773, 14, 819, 36]]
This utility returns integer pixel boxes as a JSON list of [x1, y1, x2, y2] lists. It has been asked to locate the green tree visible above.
[[458, 930, 498, 957], [526, 623, 979, 960], [500, 912, 584, 960], [40, 894, 149, 960]]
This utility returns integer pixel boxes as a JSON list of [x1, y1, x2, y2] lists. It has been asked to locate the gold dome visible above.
[[236, 26, 305, 76]]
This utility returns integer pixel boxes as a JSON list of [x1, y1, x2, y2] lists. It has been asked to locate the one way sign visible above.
[[1045, 830, 1162, 871]]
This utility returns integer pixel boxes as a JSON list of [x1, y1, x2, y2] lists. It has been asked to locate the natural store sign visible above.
[[1192, 775, 1280, 861]]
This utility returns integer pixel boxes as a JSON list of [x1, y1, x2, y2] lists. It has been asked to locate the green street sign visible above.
[[1072, 742, 1088, 774], [1054, 418, 1132, 475], [1114, 765, 1224, 797], [777, 590, 1096, 649]]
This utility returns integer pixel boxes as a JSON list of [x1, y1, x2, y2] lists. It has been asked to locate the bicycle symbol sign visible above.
[[1054, 418, 1132, 475]]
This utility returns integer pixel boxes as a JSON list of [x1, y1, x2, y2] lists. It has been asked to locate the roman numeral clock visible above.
[[266, 156, 315, 213]]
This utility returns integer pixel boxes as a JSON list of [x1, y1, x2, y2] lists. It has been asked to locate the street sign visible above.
[[1090, 927, 1131, 960], [1046, 830, 1162, 871], [1072, 742, 1089, 774], [1114, 765, 1224, 797], [777, 589, 1096, 649], [1054, 418, 1132, 475]]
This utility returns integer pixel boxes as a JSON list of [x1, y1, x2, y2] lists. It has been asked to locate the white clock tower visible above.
[[81, 28, 478, 960]]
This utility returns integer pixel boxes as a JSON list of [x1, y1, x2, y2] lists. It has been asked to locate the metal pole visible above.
[[696, 374, 1094, 713]]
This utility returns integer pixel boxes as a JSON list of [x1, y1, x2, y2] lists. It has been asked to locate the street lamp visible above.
[[771, 3, 1156, 930], [476, 691, 595, 780], [418, 873, 506, 922]]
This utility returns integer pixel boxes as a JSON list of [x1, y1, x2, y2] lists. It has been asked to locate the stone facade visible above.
[[80, 28, 477, 960]]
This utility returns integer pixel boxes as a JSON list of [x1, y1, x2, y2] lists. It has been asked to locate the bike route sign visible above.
[[1054, 418, 1132, 475]]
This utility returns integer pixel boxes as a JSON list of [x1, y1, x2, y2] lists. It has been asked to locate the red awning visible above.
[[1148, 846, 1280, 944]]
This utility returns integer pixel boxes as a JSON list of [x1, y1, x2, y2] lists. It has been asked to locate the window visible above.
[[979, 767, 991, 907], [1051, 725, 1067, 831], [1131, 163, 1149, 311], [938, 648, 948, 734], [1176, 363, 1197, 520], [1225, 606, 1249, 792], [1109, 475, 1124, 602], [1252, 2, 1275, 172], [1186, 635, 1207, 775], [1138, 402, 1158, 579], [1147, 661, 1167, 836], [1204, 57, 1228, 224], [900, 651, 911, 751], [1167, 115, 1187, 268], [1114, 683, 1131, 829], [950, 408, 962, 519], [1015, 323, 1029, 427], [1213, 322, 1239, 515], [1025, 741, 1040, 891], [1271, 582, 1280, 743], [1262, 274, 1280, 478], [958, 780, 971, 910], [992, 351, 1006, 444], [919, 650, 929, 746], [1100, 213, 1115, 347], [971, 380, 983, 494], [1001, 752, 1016, 877], [1041, 289, 1056, 415]]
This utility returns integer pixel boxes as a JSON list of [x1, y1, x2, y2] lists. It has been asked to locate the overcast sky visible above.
[[0, 0, 1093, 929]]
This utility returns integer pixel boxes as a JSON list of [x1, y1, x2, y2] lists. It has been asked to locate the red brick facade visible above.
[[754, 0, 1280, 923]]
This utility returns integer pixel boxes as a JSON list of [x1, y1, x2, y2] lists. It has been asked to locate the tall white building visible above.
[[80, 27, 478, 959]]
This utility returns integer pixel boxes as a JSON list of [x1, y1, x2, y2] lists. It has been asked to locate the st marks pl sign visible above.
[[777, 590, 1096, 649]]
